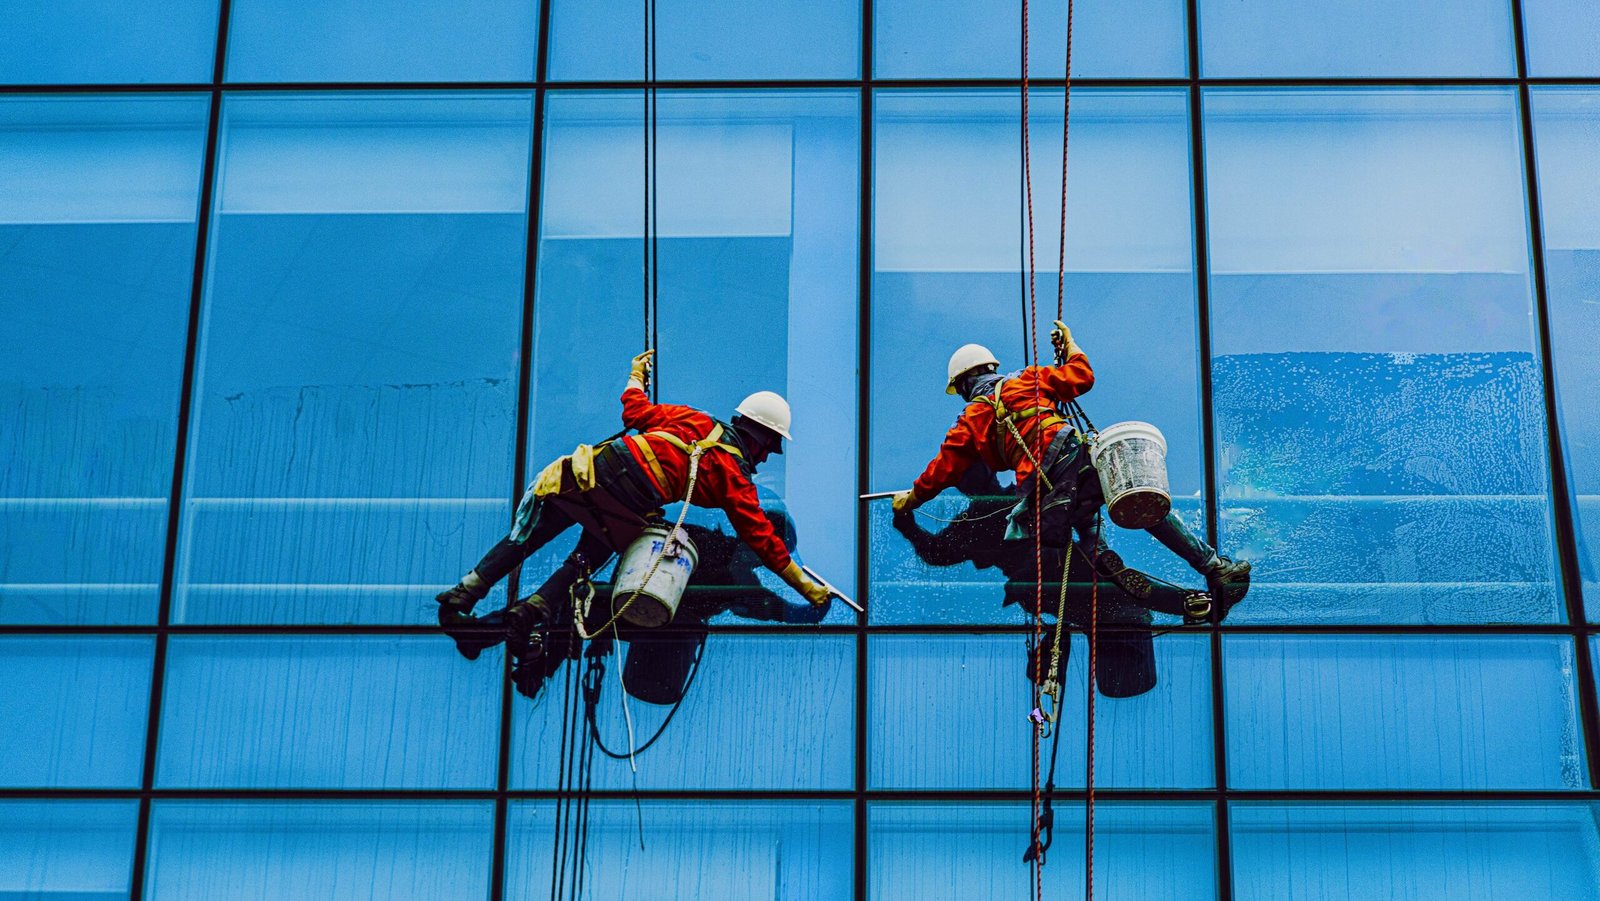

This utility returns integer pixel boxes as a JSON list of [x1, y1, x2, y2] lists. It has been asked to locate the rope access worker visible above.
[[889, 321, 1250, 616], [434, 349, 833, 680]]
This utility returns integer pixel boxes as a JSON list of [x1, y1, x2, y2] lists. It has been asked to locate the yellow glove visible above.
[[628, 349, 655, 390], [1050, 320, 1084, 361], [778, 560, 833, 606], [891, 489, 921, 514]]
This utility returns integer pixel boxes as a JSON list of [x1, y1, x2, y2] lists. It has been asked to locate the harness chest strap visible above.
[[626, 423, 743, 503], [976, 382, 1067, 472]]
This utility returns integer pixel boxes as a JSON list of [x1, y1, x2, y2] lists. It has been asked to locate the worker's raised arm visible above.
[[1042, 320, 1094, 403], [620, 350, 665, 430]]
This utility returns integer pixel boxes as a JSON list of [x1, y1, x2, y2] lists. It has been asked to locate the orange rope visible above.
[[1019, 2, 1045, 901]]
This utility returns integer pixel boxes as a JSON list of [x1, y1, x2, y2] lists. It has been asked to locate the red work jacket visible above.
[[619, 387, 792, 572], [910, 354, 1095, 502]]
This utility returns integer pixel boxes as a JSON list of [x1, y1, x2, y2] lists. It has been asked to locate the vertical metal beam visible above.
[[855, 5, 875, 900], [128, 3, 233, 898], [1508, 0, 1600, 791], [492, 3, 557, 899]]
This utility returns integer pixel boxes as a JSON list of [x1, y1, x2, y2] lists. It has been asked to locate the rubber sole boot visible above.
[[1090, 548, 1152, 601], [1205, 557, 1251, 618], [435, 586, 498, 661], [1182, 592, 1213, 625]]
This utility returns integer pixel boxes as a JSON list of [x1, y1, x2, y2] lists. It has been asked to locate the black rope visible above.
[[588, 637, 705, 760]]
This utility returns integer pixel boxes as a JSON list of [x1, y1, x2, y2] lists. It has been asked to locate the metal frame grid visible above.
[[2, 1, 1599, 899]]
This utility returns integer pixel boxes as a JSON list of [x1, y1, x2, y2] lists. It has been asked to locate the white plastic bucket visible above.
[[1090, 421, 1172, 530], [614, 524, 699, 628]]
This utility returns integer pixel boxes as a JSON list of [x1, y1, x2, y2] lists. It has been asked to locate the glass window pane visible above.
[[528, 90, 858, 619], [1523, 0, 1600, 77], [0, 637, 151, 788], [0, 800, 137, 898], [512, 635, 853, 790], [1531, 88, 1600, 621], [875, 0, 1186, 79], [870, 89, 1202, 625], [225, 0, 537, 83], [1232, 804, 1600, 901], [156, 636, 501, 789], [0, 95, 208, 625], [0, 1, 218, 84], [176, 93, 531, 625], [869, 803, 1215, 898], [869, 633, 1211, 789], [1203, 89, 1558, 624], [506, 801, 852, 899], [146, 801, 493, 900], [1199, 0, 1515, 77], [548, 0, 859, 80], [1224, 636, 1586, 790]]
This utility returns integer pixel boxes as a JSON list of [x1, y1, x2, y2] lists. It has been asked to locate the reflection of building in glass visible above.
[[3, 1, 1600, 898]]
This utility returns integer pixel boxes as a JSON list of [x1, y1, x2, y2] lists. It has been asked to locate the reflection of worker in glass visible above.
[[434, 350, 832, 687], [890, 322, 1249, 616]]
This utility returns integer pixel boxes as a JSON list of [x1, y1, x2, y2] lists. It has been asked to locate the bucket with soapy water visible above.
[[1090, 421, 1171, 530], [614, 523, 699, 627]]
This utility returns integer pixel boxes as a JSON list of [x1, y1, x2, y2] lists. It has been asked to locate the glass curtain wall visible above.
[[4, 1, 1600, 899]]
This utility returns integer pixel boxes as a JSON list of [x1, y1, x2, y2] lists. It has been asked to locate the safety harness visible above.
[[975, 381, 1068, 493], [625, 421, 744, 503]]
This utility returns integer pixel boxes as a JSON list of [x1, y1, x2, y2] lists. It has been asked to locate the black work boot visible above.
[[1182, 592, 1213, 625], [504, 595, 553, 661], [1204, 557, 1251, 614], [1088, 548, 1152, 601], [435, 575, 493, 660]]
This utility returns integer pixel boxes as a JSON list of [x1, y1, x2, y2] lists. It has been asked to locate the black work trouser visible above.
[[472, 441, 664, 591]]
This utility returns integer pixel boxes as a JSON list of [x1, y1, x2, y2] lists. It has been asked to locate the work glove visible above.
[[891, 489, 921, 515], [1049, 320, 1084, 361], [778, 560, 834, 607], [628, 349, 655, 391]]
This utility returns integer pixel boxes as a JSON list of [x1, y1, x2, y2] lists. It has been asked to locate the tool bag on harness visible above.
[[1003, 427, 1100, 547]]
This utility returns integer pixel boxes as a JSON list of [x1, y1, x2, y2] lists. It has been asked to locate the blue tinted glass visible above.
[[0, 96, 208, 625], [507, 801, 852, 898], [1531, 89, 1600, 621], [1233, 804, 1600, 901], [0, 637, 151, 788], [146, 801, 493, 899], [512, 635, 852, 790], [528, 91, 858, 617], [869, 634, 1211, 789], [226, 0, 537, 83], [870, 803, 1215, 898], [0, 1, 218, 84], [875, 0, 1185, 78], [549, 0, 858, 80], [0, 801, 137, 898], [871, 89, 1202, 625], [176, 93, 531, 624], [1199, 0, 1515, 77], [157, 637, 501, 788], [1523, 1, 1600, 77], [1203, 89, 1557, 624], [1225, 636, 1586, 790]]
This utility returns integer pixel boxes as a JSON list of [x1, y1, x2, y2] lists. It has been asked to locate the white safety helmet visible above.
[[946, 343, 1000, 395], [735, 390, 793, 441]]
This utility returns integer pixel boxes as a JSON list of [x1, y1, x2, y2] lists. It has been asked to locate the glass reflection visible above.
[[0, 801, 137, 898]]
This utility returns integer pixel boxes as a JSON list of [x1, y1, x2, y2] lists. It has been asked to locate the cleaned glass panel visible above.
[[871, 89, 1202, 625], [145, 801, 493, 899], [0, 1, 218, 84], [226, 0, 538, 83], [1225, 636, 1586, 790], [0, 95, 208, 625], [157, 636, 502, 789], [1530, 88, 1600, 621], [176, 93, 531, 624], [1522, 0, 1600, 77], [549, 0, 859, 80], [0, 637, 152, 788], [1232, 804, 1600, 901], [1204, 89, 1556, 624], [0, 800, 137, 899], [526, 90, 858, 620], [875, 0, 1185, 79], [869, 633, 1212, 789], [1199, 0, 1514, 77], [512, 634, 853, 790], [506, 801, 852, 899], [869, 803, 1215, 899]]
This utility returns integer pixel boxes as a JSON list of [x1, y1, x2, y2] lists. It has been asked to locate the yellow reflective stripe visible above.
[[627, 434, 672, 497]]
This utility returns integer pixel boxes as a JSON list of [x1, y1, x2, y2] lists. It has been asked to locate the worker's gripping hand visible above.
[[891, 489, 921, 515], [778, 560, 830, 606], [799, 578, 832, 607], [628, 349, 655, 389], [1050, 320, 1084, 361]]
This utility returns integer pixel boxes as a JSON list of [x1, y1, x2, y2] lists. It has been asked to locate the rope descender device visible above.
[[1030, 679, 1062, 738]]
